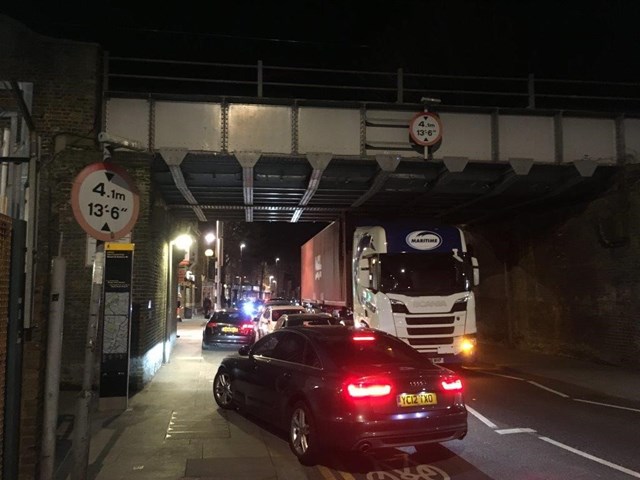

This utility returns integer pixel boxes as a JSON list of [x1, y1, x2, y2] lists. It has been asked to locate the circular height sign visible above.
[[71, 162, 140, 241], [409, 112, 443, 146]]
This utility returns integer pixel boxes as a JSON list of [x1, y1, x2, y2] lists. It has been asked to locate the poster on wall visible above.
[[100, 242, 134, 402]]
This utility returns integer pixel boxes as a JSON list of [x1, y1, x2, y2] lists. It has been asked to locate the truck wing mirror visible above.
[[472, 256, 480, 286]]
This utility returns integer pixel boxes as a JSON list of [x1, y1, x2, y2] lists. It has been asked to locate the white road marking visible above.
[[466, 405, 498, 429], [495, 427, 536, 435], [478, 370, 526, 381], [574, 398, 640, 414], [539, 436, 640, 478], [526, 381, 569, 398]]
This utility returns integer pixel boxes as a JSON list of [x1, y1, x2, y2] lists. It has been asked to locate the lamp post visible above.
[[204, 231, 216, 310], [239, 243, 246, 301], [275, 257, 280, 297]]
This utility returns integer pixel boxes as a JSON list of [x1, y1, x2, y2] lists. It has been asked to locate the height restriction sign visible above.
[[71, 162, 140, 242], [409, 112, 443, 147]]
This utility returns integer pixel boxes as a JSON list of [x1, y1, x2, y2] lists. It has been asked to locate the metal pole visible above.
[[1, 127, 9, 214], [257, 60, 263, 98], [164, 241, 173, 363], [40, 236, 66, 480], [397, 68, 404, 103], [2, 220, 26, 480], [215, 221, 223, 310], [72, 243, 104, 480], [527, 73, 535, 109]]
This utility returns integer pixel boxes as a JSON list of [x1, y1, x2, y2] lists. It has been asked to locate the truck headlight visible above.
[[461, 334, 477, 355]]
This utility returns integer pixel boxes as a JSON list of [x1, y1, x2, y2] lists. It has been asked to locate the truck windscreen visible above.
[[378, 252, 470, 296]]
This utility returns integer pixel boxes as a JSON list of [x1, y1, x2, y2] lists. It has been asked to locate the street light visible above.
[[240, 242, 246, 258], [275, 257, 280, 297]]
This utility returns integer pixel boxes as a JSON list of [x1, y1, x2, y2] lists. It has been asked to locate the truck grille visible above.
[[408, 337, 454, 346], [406, 316, 455, 325], [407, 327, 455, 336]]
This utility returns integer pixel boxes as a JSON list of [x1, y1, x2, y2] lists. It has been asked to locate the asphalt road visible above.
[[197, 326, 640, 480]]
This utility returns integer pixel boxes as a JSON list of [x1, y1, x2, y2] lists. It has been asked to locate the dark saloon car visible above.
[[202, 309, 255, 349], [273, 313, 340, 331], [212, 326, 467, 465]]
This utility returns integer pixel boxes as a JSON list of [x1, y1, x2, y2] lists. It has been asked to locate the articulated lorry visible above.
[[300, 218, 479, 364]]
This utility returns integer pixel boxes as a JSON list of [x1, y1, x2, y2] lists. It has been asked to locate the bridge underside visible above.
[[151, 151, 618, 226]]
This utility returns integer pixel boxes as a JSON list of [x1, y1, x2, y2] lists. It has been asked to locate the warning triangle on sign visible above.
[[101, 223, 111, 232]]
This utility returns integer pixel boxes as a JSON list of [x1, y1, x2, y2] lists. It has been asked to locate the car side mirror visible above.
[[238, 345, 251, 356]]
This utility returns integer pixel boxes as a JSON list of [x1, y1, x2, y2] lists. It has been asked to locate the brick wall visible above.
[[0, 15, 187, 478], [474, 165, 640, 367], [1, 15, 103, 479]]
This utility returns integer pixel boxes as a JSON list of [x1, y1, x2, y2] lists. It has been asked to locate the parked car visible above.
[[212, 326, 467, 465], [202, 309, 255, 349], [255, 304, 306, 339], [273, 313, 340, 331]]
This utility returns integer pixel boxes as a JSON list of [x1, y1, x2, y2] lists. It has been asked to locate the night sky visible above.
[[3, 0, 639, 80]]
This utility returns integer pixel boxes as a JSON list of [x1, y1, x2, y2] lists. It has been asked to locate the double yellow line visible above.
[[317, 465, 356, 480]]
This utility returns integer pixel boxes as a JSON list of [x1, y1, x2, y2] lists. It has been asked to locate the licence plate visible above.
[[397, 392, 438, 407], [221, 326, 238, 333], [431, 357, 444, 364]]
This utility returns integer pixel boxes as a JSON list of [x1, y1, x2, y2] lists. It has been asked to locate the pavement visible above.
[[52, 315, 640, 479]]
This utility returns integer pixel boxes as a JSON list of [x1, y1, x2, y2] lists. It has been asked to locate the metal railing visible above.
[[106, 56, 640, 113]]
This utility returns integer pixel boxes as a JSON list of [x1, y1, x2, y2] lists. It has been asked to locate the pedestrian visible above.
[[203, 294, 212, 318]]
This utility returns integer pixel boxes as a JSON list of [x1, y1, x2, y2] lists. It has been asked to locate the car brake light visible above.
[[346, 378, 392, 398], [352, 334, 375, 341], [206, 322, 217, 328], [441, 377, 463, 391], [240, 323, 254, 330]]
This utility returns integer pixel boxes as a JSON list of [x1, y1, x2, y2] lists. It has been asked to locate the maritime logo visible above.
[[406, 230, 442, 250]]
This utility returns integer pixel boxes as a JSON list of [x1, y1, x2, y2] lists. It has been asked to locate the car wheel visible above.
[[289, 401, 320, 465], [213, 370, 234, 409]]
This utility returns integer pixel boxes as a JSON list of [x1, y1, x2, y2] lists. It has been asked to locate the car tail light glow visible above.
[[441, 377, 463, 391], [346, 378, 392, 398], [206, 321, 217, 328], [240, 323, 254, 333], [352, 334, 375, 341]]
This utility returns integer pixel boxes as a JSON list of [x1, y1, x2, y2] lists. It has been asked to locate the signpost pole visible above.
[[71, 242, 104, 480]]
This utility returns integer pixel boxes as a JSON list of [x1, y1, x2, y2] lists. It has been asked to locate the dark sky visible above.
[[3, 0, 640, 80]]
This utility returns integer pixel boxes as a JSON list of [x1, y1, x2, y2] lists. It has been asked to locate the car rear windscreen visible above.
[[318, 334, 432, 366]]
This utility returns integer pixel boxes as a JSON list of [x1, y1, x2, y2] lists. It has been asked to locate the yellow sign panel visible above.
[[105, 242, 135, 251]]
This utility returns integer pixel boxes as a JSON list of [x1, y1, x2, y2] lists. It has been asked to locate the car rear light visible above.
[[352, 334, 375, 341], [206, 321, 217, 328], [240, 323, 254, 334], [441, 377, 463, 391], [346, 377, 392, 398]]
